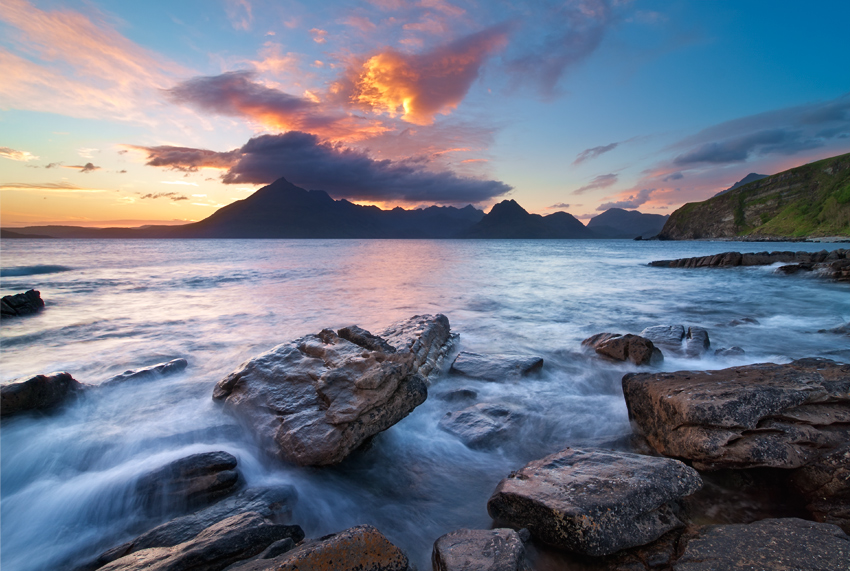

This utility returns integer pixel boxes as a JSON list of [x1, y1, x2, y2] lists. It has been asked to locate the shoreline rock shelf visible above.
[[649, 249, 850, 282]]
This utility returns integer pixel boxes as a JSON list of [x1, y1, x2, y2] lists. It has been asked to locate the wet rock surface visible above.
[[1, 371, 85, 417], [487, 447, 702, 556], [135, 452, 240, 515], [438, 403, 525, 450], [99, 511, 298, 571], [103, 359, 189, 386], [791, 443, 850, 533], [212, 315, 450, 466], [819, 321, 850, 336], [450, 352, 543, 382], [582, 333, 663, 366], [649, 249, 850, 282], [622, 358, 850, 470], [227, 524, 410, 571], [432, 528, 530, 571], [714, 346, 745, 357], [638, 325, 711, 357], [0, 289, 45, 318]]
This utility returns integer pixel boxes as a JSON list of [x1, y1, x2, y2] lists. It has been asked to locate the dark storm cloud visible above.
[[131, 145, 242, 172], [571, 173, 617, 195], [672, 129, 823, 166], [573, 142, 618, 165]]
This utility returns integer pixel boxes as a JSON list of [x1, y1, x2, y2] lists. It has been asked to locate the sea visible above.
[[1, 239, 848, 570]]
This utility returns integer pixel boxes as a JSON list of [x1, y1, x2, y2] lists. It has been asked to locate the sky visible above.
[[1, 0, 849, 228]]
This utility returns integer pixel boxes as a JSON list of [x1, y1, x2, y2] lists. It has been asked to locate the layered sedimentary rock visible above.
[[1, 371, 84, 417], [0, 289, 45, 318], [213, 315, 450, 466], [791, 443, 850, 533], [649, 249, 850, 282], [582, 333, 663, 366], [432, 528, 530, 571], [622, 358, 850, 470], [487, 448, 702, 556]]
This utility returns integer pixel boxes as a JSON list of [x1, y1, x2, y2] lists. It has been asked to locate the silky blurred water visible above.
[[1, 239, 848, 570]]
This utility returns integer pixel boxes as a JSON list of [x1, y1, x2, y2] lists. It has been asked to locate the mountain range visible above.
[[2, 177, 669, 240]]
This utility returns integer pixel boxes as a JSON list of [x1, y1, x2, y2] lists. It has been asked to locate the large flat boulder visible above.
[[0, 289, 44, 318], [228, 524, 409, 571], [450, 352, 543, 382], [135, 452, 239, 515], [622, 358, 850, 470], [432, 528, 530, 571], [99, 512, 298, 571], [582, 333, 663, 366], [791, 443, 850, 533], [438, 403, 525, 450], [1, 371, 85, 417], [486, 448, 702, 556], [213, 315, 450, 466], [673, 518, 849, 571]]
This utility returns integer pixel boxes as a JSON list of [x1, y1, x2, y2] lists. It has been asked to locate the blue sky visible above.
[[1, 0, 848, 226]]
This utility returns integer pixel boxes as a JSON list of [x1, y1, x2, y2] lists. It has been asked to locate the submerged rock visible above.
[[99, 512, 298, 571], [819, 322, 850, 336], [639, 325, 711, 357], [432, 528, 530, 571], [103, 359, 188, 386], [135, 451, 240, 514], [93, 487, 298, 568], [674, 518, 849, 571], [714, 346, 745, 357], [582, 333, 663, 366], [450, 352, 543, 382], [486, 447, 702, 556], [622, 358, 850, 470], [791, 443, 850, 533], [684, 326, 710, 357], [228, 524, 409, 571], [212, 314, 450, 466], [1, 371, 84, 417], [438, 403, 525, 449], [0, 289, 45, 318]]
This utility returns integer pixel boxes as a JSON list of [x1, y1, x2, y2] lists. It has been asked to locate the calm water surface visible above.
[[1, 239, 848, 570]]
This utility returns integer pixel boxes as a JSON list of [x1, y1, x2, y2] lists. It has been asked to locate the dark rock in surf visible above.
[[98, 511, 297, 571], [486, 447, 702, 556], [622, 358, 850, 470], [135, 452, 239, 514], [819, 322, 850, 336], [684, 326, 711, 357], [103, 359, 188, 386], [1, 371, 84, 417], [582, 333, 663, 366], [714, 346, 745, 357], [212, 315, 450, 466], [436, 388, 478, 403], [638, 325, 711, 357], [450, 352, 543, 381], [93, 487, 299, 568], [649, 249, 850, 282], [0, 289, 45, 318], [727, 317, 760, 326], [432, 528, 530, 571], [791, 443, 850, 533], [438, 403, 525, 450], [227, 524, 410, 571]]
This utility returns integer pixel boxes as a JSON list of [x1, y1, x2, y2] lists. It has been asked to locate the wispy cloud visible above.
[[160, 180, 199, 186], [0, 146, 39, 161], [0, 181, 107, 192], [547, 202, 571, 209], [310, 28, 328, 44], [126, 145, 242, 172], [573, 142, 618, 165], [62, 162, 100, 173], [572, 173, 618, 195], [225, 0, 253, 31], [140, 192, 189, 201], [597, 188, 654, 211]]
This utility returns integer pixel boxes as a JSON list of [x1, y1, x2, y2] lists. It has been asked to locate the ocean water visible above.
[[1, 239, 848, 570]]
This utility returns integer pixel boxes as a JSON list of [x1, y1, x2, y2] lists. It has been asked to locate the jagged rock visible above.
[[135, 452, 240, 514], [622, 358, 850, 470], [227, 524, 410, 571], [212, 315, 449, 466], [438, 403, 525, 450], [714, 346, 745, 357], [649, 250, 850, 282], [432, 528, 530, 571], [582, 333, 663, 366], [684, 327, 710, 357], [0, 289, 44, 318], [1, 371, 84, 417], [93, 487, 298, 568], [99, 512, 297, 571], [639, 325, 685, 353], [673, 518, 849, 571], [450, 352, 543, 382], [791, 443, 850, 533], [103, 359, 188, 386], [486, 448, 702, 556]]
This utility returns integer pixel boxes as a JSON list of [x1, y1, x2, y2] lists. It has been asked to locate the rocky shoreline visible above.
[[3, 312, 849, 570]]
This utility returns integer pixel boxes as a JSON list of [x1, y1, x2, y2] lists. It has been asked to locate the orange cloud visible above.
[[345, 25, 510, 125], [310, 28, 328, 44]]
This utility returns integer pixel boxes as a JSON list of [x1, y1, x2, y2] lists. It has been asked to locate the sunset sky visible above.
[[1, 0, 849, 227]]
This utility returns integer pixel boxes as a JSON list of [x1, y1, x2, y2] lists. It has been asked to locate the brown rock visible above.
[[432, 528, 530, 571], [582, 333, 663, 366], [1, 372, 84, 417], [135, 452, 240, 515], [791, 443, 850, 533]]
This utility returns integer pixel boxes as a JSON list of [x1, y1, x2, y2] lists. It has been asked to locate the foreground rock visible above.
[[438, 403, 525, 450], [432, 528, 530, 571], [582, 333, 662, 366], [1, 371, 85, 417], [623, 358, 850, 470], [487, 448, 702, 556], [94, 487, 298, 568], [103, 359, 188, 386], [450, 352, 543, 381], [649, 249, 850, 282], [674, 518, 849, 570], [638, 325, 711, 357], [228, 524, 409, 571], [0, 289, 45, 318], [100, 512, 299, 571], [791, 443, 850, 533], [135, 452, 240, 514], [213, 315, 450, 466]]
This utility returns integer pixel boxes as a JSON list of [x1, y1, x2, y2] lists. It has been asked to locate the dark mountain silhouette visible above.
[[586, 208, 669, 239], [713, 173, 768, 197], [459, 199, 593, 238]]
